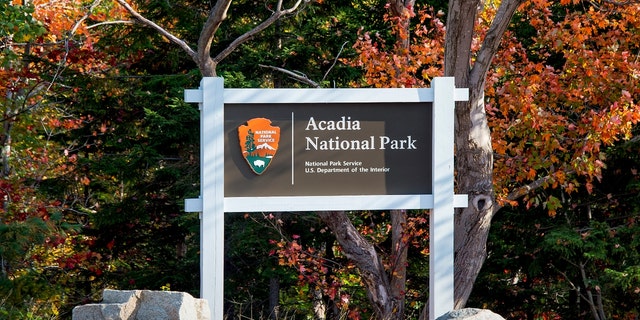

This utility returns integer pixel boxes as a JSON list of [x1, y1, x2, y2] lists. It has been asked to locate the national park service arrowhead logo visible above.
[[238, 118, 280, 175]]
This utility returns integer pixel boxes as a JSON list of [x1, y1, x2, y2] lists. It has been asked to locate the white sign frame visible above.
[[184, 77, 468, 320]]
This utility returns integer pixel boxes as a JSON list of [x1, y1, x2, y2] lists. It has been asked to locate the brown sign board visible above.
[[224, 103, 432, 197]]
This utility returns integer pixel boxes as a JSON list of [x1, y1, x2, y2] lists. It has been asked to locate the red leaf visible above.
[[106, 239, 115, 250]]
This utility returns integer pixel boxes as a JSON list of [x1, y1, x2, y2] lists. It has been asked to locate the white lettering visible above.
[[305, 136, 376, 151], [379, 135, 417, 150], [305, 116, 361, 131]]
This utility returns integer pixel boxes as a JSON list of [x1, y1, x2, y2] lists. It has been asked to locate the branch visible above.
[[469, 0, 524, 86], [259, 40, 347, 87], [549, 261, 596, 309], [594, 0, 640, 6], [322, 41, 348, 83], [114, 0, 198, 62], [579, 261, 602, 320], [505, 174, 555, 203], [211, 0, 305, 65], [1, 82, 48, 123], [388, 0, 415, 18], [259, 64, 320, 88], [197, 0, 233, 76], [86, 20, 135, 29], [47, 0, 103, 91], [444, 0, 480, 80], [69, 0, 102, 36], [316, 210, 393, 317], [115, 0, 305, 76], [491, 169, 576, 214]]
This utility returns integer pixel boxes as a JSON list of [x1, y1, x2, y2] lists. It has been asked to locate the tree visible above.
[[469, 0, 639, 310], [471, 134, 640, 319], [1, 0, 138, 317], [114, 0, 305, 77], [343, 0, 639, 317], [444, 0, 525, 311]]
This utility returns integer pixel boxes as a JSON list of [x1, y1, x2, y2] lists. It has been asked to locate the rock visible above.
[[437, 308, 505, 320], [72, 289, 211, 320]]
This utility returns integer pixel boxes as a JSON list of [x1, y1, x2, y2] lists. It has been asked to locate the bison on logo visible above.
[[238, 118, 280, 175]]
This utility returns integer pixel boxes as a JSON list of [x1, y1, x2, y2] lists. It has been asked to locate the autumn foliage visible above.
[[350, 5, 445, 88], [350, 0, 640, 215], [1, 1, 130, 317], [269, 210, 431, 318], [487, 0, 640, 214], [274, 0, 640, 316], [3, 0, 640, 318]]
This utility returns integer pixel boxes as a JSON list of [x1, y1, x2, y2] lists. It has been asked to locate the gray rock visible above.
[[72, 289, 210, 320], [437, 308, 505, 320], [102, 289, 142, 304]]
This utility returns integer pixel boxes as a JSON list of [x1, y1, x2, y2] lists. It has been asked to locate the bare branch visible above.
[[69, 0, 103, 35], [113, 0, 305, 76], [212, 0, 304, 66], [197, 0, 233, 76], [322, 41, 348, 83], [114, 0, 198, 62], [86, 20, 135, 29], [259, 64, 320, 88]]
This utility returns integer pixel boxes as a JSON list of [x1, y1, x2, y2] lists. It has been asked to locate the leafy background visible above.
[[1, 0, 639, 319]]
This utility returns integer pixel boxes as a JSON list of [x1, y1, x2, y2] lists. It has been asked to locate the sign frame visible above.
[[184, 77, 468, 320]]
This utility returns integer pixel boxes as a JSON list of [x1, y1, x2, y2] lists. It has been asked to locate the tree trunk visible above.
[[390, 209, 407, 316], [385, 1, 414, 311], [316, 211, 402, 320], [452, 87, 495, 309], [1, 119, 12, 178], [324, 238, 341, 320], [388, 0, 415, 50], [444, 0, 523, 308], [269, 276, 280, 319], [445, 0, 497, 302], [312, 285, 327, 320]]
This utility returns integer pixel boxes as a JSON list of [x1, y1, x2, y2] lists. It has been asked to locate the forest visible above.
[[1, 0, 639, 319]]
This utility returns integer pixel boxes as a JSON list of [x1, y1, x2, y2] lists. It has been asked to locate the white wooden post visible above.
[[184, 77, 224, 320], [430, 77, 456, 320]]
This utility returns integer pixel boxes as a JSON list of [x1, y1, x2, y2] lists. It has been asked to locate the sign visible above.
[[225, 103, 432, 197], [183, 78, 469, 320]]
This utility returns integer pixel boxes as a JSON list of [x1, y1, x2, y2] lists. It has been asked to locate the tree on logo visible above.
[[245, 129, 257, 156]]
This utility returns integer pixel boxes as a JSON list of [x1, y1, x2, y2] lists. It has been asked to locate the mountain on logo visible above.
[[256, 143, 276, 150]]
